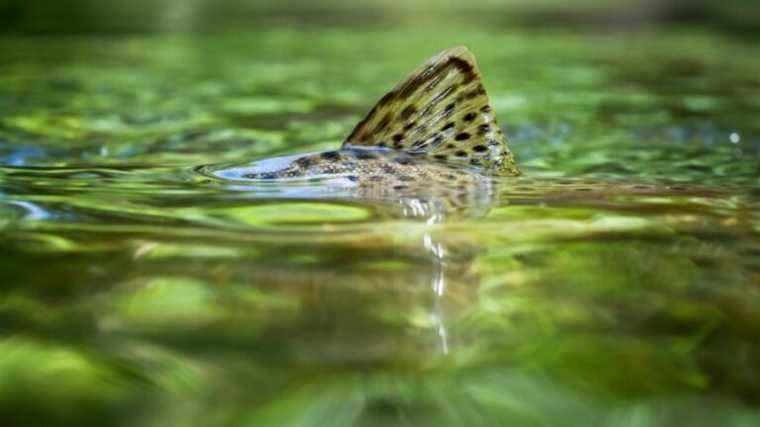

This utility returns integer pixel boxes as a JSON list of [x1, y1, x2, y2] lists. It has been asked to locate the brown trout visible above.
[[204, 46, 520, 220], [202, 46, 725, 222]]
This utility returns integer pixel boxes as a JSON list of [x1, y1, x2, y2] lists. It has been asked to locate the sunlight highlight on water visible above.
[[0, 19, 759, 427]]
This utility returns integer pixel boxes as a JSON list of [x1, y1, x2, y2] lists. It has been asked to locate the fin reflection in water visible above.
[[199, 47, 522, 351]]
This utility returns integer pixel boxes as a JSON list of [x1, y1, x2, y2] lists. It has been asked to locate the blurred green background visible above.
[[0, 0, 759, 34], [1, 1, 759, 427]]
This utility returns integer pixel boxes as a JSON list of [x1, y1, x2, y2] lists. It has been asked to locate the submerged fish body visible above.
[[208, 147, 496, 219], [208, 46, 519, 220], [204, 47, 719, 221]]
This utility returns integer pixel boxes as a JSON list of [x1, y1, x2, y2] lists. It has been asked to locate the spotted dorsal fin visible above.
[[342, 46, 520, 176]]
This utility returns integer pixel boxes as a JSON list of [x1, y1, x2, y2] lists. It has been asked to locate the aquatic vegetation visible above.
[[0, 10, 759, 427]]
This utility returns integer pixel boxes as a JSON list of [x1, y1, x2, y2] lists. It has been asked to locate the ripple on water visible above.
[[0, 22, 759, 427]]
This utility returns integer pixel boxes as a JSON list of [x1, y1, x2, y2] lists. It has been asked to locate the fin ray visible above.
[[342, 46, 520, 176]]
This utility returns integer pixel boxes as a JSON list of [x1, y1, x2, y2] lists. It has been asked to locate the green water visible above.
[[1, 23, 759, 427]]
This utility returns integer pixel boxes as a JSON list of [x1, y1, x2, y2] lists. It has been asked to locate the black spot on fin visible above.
[[342, 46, 520, 176]]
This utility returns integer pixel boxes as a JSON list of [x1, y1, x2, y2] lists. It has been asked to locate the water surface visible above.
[[1, 23, 759, 427]]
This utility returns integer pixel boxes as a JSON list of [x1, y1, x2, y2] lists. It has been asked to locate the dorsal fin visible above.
[[342, 46, 520, 176]]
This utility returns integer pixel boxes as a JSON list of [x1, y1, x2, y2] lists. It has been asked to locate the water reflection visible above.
[[198, 158, 497, 223], [1, 10, 760, 424], [0, 162, 758, 426], [6, 200, 52, 220], [425, 232, 450, 354]]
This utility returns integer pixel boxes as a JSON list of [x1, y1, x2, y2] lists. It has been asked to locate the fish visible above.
[[202, 46, 520, 221]]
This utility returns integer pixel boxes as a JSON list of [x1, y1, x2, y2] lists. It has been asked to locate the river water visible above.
[[1, 22, 759, 427]]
